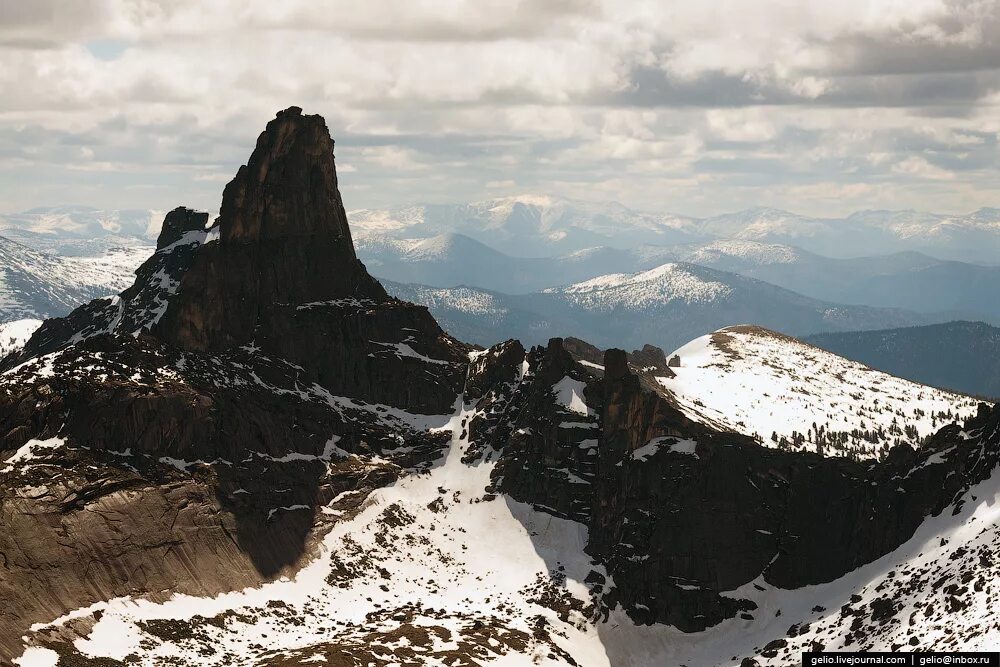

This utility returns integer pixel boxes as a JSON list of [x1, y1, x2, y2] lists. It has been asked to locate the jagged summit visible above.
[[220, 107, 353, 245], [157, 107, 388, 352], [6, 108, 466, 408]]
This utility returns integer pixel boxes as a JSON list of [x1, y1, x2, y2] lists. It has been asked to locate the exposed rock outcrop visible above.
[[562, 336, 604, 368], [494, 340, 1000, 631], [487, 338, 601, 522], [156, 206, 209, 248], [628, 343, 670, 374], [157, 107, 468, 412], [0, 108, 466, 659]]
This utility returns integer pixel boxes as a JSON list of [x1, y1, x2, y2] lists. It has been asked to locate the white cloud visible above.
[[0, 0, 996, 216], [706, 109, 778, 143], [360, 146, 426, 171], [893, 155, 957, 180]]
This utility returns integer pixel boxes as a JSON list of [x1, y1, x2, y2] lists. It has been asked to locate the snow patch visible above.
[[2, 437, 65, 472], [552, 376, 592, 416], [632, 437, 698, 462]]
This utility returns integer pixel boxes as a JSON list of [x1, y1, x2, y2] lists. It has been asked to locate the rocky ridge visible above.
[[487, 337, 999, 634]]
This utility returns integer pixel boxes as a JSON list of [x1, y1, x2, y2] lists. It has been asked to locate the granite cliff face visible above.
[[1, 108, 998, 665]]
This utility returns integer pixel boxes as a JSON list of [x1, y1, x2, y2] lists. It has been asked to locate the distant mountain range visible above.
[[350, 195, 1000, 263], [350, 195, 703, 258], [4, 196, 998, 340], [384, 262, 943, 351], [806, 321, 1000, 399], [356, 233, 1000, 324], [0, 234, 149, 321], [696, 206, 1000, 262], [0, 205, 161, 255], [6, 197, 1000, 264]]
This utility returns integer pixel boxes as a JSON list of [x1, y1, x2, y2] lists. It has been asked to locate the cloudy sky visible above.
[[2, 0, 999, 217]]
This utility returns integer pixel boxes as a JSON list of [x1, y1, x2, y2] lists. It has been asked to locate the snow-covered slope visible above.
[[0, 235, 152, 322], [657, 326, 985, 459], [678, 239, 805, 266], [544, 263, 734, 309], [0, 319, 42, 358], [18, 399, 615, 665]]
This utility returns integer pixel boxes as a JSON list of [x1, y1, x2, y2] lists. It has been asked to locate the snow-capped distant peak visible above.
[[699, 208, 829, 241], [546, 263, 733, 310], [403, 233, 473, 260], [347, 206, 427, 233], [657, 325, 985, 460], [484, 193, 557, 210], [0, 206, 163, 241], [682, 240, 803, 265], [349, 195, 704, 257]]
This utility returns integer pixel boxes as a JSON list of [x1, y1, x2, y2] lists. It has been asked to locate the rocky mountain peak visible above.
[[219, 106, 353, 246], [155, 108, 387, 352], [603, 347, 629, 381], [5, 107, 468, 407]]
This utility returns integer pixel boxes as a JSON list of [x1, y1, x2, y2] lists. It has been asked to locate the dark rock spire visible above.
[[156, 107, 387, 352], [219, 106, 354, 245]]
